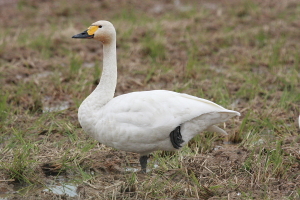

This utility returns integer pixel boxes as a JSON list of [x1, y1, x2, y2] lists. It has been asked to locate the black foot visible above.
[[139, 155, 149, 173], [170, 126, 184, 149]]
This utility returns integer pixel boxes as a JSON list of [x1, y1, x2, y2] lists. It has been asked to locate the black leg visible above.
[[139, 155, 149, 173]]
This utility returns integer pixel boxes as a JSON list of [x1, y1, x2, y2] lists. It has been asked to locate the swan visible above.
[[72, 20, 240, 173]]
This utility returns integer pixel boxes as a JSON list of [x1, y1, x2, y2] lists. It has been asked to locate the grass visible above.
[[0, 0, 300, 199]]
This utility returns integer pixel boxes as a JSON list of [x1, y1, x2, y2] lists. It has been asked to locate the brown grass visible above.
[[0, 0, 299, 199]]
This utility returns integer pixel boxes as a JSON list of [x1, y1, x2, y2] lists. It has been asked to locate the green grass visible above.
[[1, 128, 37, 184], [0, 0, 300, 199], [69, 54, 83, 77]]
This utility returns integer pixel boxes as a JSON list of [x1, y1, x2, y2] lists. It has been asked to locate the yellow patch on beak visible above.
[[87, 26, 98, 35]]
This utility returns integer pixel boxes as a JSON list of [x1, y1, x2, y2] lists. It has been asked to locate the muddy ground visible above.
[[0, 0, 300, 199]]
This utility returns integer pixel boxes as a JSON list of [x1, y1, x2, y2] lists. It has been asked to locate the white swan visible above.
[[72, 20, 240, 172]]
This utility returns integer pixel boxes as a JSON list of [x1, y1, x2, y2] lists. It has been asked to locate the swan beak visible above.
[[72, 26, 98, 39], [72, 30, 94, 39]]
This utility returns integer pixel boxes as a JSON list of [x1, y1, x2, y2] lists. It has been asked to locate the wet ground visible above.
[[0, 0, 299, 199]]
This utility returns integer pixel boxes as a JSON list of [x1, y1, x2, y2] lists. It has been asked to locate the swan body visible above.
[[72, 20, 240, 172]]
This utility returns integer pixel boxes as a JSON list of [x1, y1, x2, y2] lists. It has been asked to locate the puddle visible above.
[[0, 177, 78, 198], [33, 71, 54, 79], [43, 176, 78, 197], [43, 101, 70, 113], [43, 184, 77, 197], [82, 62, 96, 68], [125, 167, 139, 173], [125, 163, 159, 173]]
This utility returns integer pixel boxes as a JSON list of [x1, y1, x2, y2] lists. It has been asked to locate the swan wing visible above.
[[94, 90, 239, 146]]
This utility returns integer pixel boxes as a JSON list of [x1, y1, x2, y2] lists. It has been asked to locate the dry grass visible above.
[[0, 0, 299, 199]]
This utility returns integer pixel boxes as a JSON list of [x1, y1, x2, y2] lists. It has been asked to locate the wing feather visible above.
[[93, 90, 239, 145]]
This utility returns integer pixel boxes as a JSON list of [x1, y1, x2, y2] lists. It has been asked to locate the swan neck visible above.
[[78, 34, 117, 135], [87, 40, 117, 108], [98, 41, 117, 98]]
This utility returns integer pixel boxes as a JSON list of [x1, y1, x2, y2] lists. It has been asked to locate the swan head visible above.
[[72, 20, 116, 44]]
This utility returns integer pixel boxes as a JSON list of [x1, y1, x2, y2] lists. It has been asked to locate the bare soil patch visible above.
[[0, 0, 299, 199]]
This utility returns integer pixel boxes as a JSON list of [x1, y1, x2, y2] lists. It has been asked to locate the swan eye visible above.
[[99, 25, 102, 28]]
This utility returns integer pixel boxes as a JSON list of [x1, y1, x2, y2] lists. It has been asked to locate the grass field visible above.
[[0, 0, 299, 199]]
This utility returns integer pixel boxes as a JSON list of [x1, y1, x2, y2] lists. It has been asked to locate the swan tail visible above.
[[206, 125, 228, 135], [181, 111, 239, 143]]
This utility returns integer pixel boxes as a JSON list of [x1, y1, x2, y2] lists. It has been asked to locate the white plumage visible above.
[[72, 20, 240, 172]]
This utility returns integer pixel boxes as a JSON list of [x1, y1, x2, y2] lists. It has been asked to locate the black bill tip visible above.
[[72, 30, 94, 39]]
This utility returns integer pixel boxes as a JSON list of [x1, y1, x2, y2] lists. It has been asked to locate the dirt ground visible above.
[[0, 0, 300, 199]]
